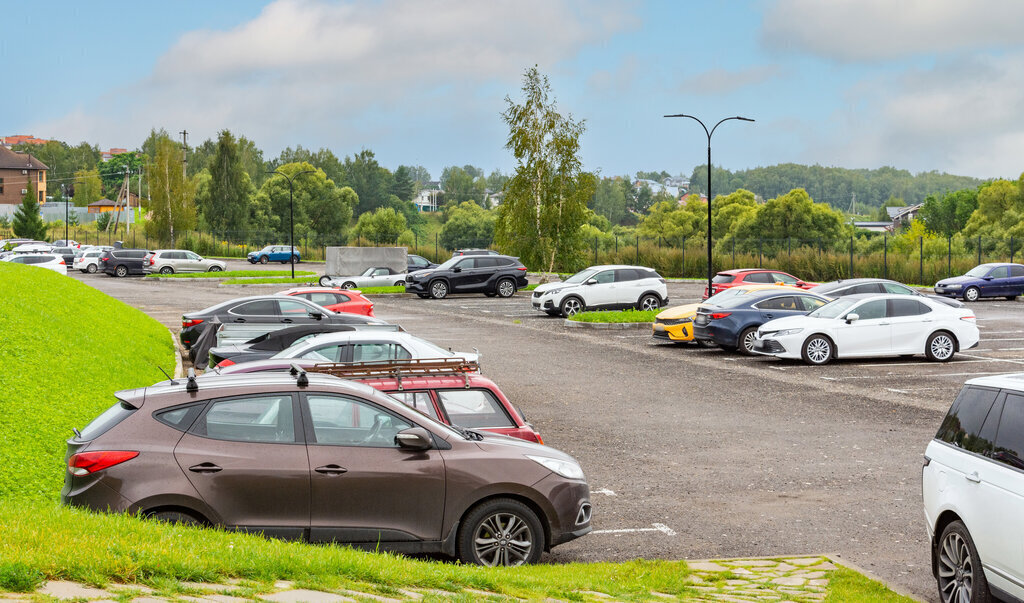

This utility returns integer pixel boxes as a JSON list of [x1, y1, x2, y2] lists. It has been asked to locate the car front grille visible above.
[[658, 318, 691, 326], [761, 339, 786, 353]]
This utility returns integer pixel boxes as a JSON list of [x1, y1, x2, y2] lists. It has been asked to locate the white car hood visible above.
[[759, 314, 815, 333], [533, 281, 574, 294]]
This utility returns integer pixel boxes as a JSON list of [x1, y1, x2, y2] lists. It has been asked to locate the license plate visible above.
[[653, 324, 665, 331]]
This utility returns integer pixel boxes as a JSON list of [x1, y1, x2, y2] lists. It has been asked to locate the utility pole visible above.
[[180, 130, 188, 179]]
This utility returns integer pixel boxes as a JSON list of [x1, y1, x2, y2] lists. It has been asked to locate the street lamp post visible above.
[[664, 114, 754, 297], [266, 168, 316, 278], [62, 184, 69, 244]]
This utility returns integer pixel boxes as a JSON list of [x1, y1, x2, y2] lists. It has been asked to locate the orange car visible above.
[[278, 287, 375, 316]]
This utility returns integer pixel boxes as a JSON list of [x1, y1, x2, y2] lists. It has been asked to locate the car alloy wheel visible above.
[[394, 280, 405, 287], [560, 297, 583, 316], [459, 498, 543, 567], [318, 275, 332, 287], [937, 521, 990, 603], [115, 265, 128, 278], [343, 281, 357, 290], [86, 264, 97, 274], [430, 280, 449, 299], [208, 266, 222, 272], [259, 255, 269, 264], [638, 294, 660, 311], [496, 278, 516, 298], [963, 286, 979, 302], [926, 331, 956, 362], [160, 266, 174, 274], [738, 327, 758, 355], [802, 335, 832, 365]]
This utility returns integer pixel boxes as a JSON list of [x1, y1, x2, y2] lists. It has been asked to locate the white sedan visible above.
[[268, 330, 478, 364], [751, 293, 979, 365]]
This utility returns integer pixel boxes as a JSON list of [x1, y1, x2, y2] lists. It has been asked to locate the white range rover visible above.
[[531, 264, 668, 317], [923, 374, 1024, 603]]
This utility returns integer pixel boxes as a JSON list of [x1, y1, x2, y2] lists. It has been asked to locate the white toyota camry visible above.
[[751, 293, 979, 365]]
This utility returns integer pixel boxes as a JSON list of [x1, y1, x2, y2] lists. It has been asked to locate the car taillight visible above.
[[709, 312, 732, 320], [217, 359, 236, 367], [182, 318, 204, 328], [59, 260, 65, 265], [68, 450, 138, 476], [149, 257, 155, 265], [516, 267, 527, 271], [960, 315, 976, 322]]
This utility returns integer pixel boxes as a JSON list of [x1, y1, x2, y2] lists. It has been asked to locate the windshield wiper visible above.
[[451, 425, 483, 440]]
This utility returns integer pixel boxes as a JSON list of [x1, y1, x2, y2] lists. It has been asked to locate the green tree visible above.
[[95, 211, 111, 231], [637, 197, 705, 241], [919, 188, 979, 238], [711, 189, 757, 238], [961, 176, 1024, 244], [405, 165, 431, 187], [873, 196, 906, 221], [589, 176, 632, 225], [186, 139, 218, 177], [144, 135, 197, 246], [72, 168, 103, 207], [254, 162, 355, 244], [344, 149, 392, 214], [98, 152, 144, 198], [439, 201, 495, 249], [441, 166, 486, 204], [12, 183, 46, 240], [495, 67, 597, 274], [390, 165, 416, 202], [353, 207, 407, 244], [200, 130, 255, 233], [486, 169, 509, 193], [730, 188, 849, 250]]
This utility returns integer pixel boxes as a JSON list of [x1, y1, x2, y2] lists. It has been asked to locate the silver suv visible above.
[[923, 374, 1024, 603], [145, 250, 226, 274]]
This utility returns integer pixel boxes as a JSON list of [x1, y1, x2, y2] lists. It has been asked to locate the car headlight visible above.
[[942, 283, 961, 289], [544, 288, 563, 296], [416, 271, 432, 278], [526, 455, 585, 480], [773, 328, 804, 337]]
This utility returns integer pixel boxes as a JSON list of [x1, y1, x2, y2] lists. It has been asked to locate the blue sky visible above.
[[5, 0, 1024, 181]]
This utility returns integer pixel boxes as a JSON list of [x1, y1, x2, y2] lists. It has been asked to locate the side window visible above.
[[989, 266, 1009, 278], [1010, 265, 1024, 277], [186, 252, 201, 260], [475, 257, 498, 268], [231, 300, 279, 316], [993, 393, 1024, 470], [334, 293, 350, 303], [305, 394, 412, 447], [852, 299, 887, 320], [308, 293, 336, 306], [851, 283, 884, 294], [372, 268, 389, 276], [389, 391, 439, 421], [496, 258, 515, 266], [798, 296, 828, 311], [882, 282, 914, 295], [592, 270, 615, 284], [743, 272, 773, 284], [614, 269, 639, 282], [194, 395, 296, 443], [456, 258, 477, 270], [279, 299, 312, 315], [771, 272, 798, 285], [889, 298, 930, 317], [935, 386, 1000, 450], [436, 389, 515, 428], [300, 344, 345, 362], [351, 343, 412, 362], [155, 403, 206, 432], [755, 296, 799, 311]]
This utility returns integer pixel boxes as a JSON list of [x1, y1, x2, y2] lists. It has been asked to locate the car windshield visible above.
[[705, 287, 771, 304], [434, 257, 463, 270], [807, 297, 858, 319], [965, 265, 992, 278], [562, 268, 599, 284]]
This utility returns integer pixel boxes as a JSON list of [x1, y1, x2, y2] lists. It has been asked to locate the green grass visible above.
[[146, 270, 315, 279], [568, 309, 659, 323], [221, 277, 322, 285], [824, 566, 919, 602]]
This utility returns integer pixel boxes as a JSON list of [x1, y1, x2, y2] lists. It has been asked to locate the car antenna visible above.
[[290, 363, 309, 387], [157, 365, 178, 384], [185, 368, 199, 393]]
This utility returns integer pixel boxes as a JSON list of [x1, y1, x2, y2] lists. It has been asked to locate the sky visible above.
[[4, 0, 1024, 182]]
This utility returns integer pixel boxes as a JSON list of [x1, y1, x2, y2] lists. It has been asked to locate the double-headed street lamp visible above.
[[664, 114, 754, 297], [266, 168, 316, 278]]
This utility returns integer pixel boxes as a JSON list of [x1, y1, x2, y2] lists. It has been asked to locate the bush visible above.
[[0, 562, 44, 592]]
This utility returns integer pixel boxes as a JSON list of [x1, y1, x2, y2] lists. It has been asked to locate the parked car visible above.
[[1, 253, 67, 275], [278, 287, 375, 316], [809, 278, 963, 308], [99, 249, 151, 277], [209, 324, 367, 367], [703, 268, 817, 299], [408, 254, 437, 272], [264, 330, 478, 365], [693, 289, 829, 354], [532, 265, 668, 317], [452, 249, 499, 256], [319, 266, 407, 289], [923, 374, 1024, 603], [62, 369, 591, 565], [217, 357, 544, 443], [73, 249, 107, 274], [145, 250, 226, 274], [247, 245, 300, 264], [653, 284, 799, 344], [49, 247, 77, 266], [934, 262, 1024, 302], [405, 255, 529, 299], [180, 295, 390, 350], [52, 239, 80, 248], [11, 242, 52, 254], [752, 293, 979, 365]]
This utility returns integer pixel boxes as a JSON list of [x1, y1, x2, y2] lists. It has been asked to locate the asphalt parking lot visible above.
[[71, 268, 1024, 602]]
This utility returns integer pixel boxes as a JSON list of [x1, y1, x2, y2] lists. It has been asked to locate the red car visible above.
[[216, 358, 543, 443], [703, 269, 817, 299], [278, 287, 374, 316]]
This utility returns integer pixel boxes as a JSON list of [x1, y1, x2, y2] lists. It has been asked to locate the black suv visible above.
[[452, 249, 498, 256], [405, 255, 529, 299], [99, 249, 151, 277]]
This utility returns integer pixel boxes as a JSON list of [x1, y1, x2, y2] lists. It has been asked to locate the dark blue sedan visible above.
[[934, 263, 1024, 302], [693, 289, 830, 354], [247, 245, 301, 264]]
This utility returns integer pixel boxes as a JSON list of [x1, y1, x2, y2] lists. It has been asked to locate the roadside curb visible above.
[[169, 329, 184, 379], [826, 552, 926, 602], [563, 320, 653, 330]]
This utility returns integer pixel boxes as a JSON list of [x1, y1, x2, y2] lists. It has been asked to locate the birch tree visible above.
[[144, 135, 196, 246]]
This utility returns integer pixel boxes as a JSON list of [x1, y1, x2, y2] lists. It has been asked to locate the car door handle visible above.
[[234, 318, 246, 323], [189, 462, 222, 474], [965, 471, 981, 483], [764, 313, 774, 319], [879, 322, 890, 325], [282, 318, 293, 323], [315, 464, 348, 476]]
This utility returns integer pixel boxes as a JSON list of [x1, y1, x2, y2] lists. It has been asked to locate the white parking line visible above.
[[593, 488, 617, 496], [980, 338, 1024, 341], [958, 353, 1024, 366], [592, 523, 676, 536]]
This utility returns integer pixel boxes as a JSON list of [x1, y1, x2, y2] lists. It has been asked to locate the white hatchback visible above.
[[73, 249, 105, 273], [752, 293, 979, 364], [531, 265, 668, 317], [2, 253, 67, 275], [923, 374, 1024, 603]]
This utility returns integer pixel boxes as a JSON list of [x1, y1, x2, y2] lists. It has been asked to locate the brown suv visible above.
[[61, 370, 592, 566]]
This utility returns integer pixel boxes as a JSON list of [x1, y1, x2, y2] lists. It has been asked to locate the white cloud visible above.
[[679, 65, 782, 95], [762, 0, 1024, 61]]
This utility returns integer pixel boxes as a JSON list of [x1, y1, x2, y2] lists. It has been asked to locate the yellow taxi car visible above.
[[652, 284, 800, 344]]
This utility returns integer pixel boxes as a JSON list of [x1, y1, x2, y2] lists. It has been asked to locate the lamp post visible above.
[[62, 184, 69, 244], [266, 168, 316, 278], [664, 114, 754, 297]]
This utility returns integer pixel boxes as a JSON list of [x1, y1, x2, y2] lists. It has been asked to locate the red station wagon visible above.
[[703, 268, 817, 299]]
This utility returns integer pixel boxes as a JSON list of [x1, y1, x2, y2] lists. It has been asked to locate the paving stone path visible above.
[[0, 556, 844, 602]]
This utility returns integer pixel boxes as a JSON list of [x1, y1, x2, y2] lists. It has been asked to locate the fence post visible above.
[[1011, 236, 1015, 264], [883, 233, 888, 280], [978, 235, 982, 265], [614, 235, 618, 253], [658, 236, 662, 249], [948, 237, 952, 277], [635, 236, 639, 264], [919, 236, 924, 285], [435, 233, 438, 259], [594, 237, 598, 265], [681, 237, 686, 278], [758, 238, 762, 268], [732, 238, 736, 268], [787, 237, 791, 257], [849, 236, 854, 278], [817, 237, 821, 257]]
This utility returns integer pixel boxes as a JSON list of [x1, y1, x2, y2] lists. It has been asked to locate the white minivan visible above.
[[923, 374, 1024, 602]]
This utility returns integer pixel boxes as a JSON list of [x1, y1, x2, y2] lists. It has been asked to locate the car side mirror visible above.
[[845, 313, 859, 324], [309, 311, 323, 320], [585, 278, 598, 285], [981, 276, 993, 281], [452, 267, 462, 273], [395, 427, 433, 451]]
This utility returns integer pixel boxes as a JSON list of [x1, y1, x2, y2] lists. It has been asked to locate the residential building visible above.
[[887, 203, 923, 229], [87, 199, 120, 213], [0, 145, 48, 205], [853, 221, 894, 233], [101, 148, 129, 161], [635, 179, 683, 199], [415, 181, 443, 212], [1, 134, 49, 147]]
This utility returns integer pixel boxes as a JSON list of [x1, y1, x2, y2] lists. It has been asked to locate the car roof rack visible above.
[[306, 357, 478, 390]]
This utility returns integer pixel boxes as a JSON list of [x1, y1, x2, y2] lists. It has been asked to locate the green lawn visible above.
[[568, 309, 659, 323], [146, 270, 315, 279]]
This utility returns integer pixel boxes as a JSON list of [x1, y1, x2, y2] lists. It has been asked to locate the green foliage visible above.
[[636, 170, 671, 182], [71, 168, 103, 207], [589, 176, 635, 226], [144, 134, 198, 246], [711, 189, 757, 238], [440, 166, 487, 205], [637, 197, 705, 241], [961, 176, 1024, 252], [823, 567, 919, 602], [0, 215, 9, 229], [146, 270, 314, 279], [95, 212, 112, 231], [919, 188, 978, 238], [496, 66, 597, 273], [439, 201, 495, 250], [98, 151, 144, 194], [397, 229, 416, 247], [200, 130, 255, 233], [0, 562, 44, 592], [344, 149, 392, 214], [390, 165, 416, 202], [256, 162, 355, 244], [727, 188, 850, 252], [13, 183, 46, 240], [569, 309, 659, 323], [353, 207, 407, 244], [0, 263, 173, 501], [66, 211, 80, 227]]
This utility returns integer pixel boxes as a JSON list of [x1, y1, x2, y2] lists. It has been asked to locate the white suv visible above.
[[923, 374, 1024, 603], [531, 265, 668, 317]]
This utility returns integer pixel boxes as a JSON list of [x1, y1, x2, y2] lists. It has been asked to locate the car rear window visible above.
[[712, 274, 734, 284], [78, 401, 137, 441], [436, 389, 515, 428], [742, 272, 774, 283], [935, 386, 1000, 452]]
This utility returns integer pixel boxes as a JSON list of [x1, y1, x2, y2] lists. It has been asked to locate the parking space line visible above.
[[593, 488, 616, 496], [958, 353, 1024, 366], [979, 338, 1024, 341], [592, 523, 676, 536]]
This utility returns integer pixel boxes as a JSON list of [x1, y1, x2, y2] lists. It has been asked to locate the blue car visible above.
[[247, 245, 301, 264], [934, 263, 1024, 302], [693, 289, 830, 354]]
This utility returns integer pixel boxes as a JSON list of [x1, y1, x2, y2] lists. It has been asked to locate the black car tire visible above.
[[496, 278, 516, 298], [394, 280, 405, 287], [160, 266, 174, 275], [963, 286, 980, 302], [208, 266, 222, 272], [342, 281, 357, 290], [280, 260, 288, 264], [544, 309, 560, 316], [737, 327, 758, 355], [485, 292, 498, 297], [801, 334, 833, 365], [319, 275, 332, 287], [115, 265, 128, 278], [86, 264, 97, 274], [925, 331, 956, 362], [429, 280, 449, 299], [259, 255, 269, 264], [1006, 295, 1017, 301], [936, 520, 991, 603], [637, 294, 660, 312], [457, 498, 544, 567], [292, 255, 300, 263], [417, 293, 430, 298], [559, 296, 584, 316], [150, 510, 203, 526]]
